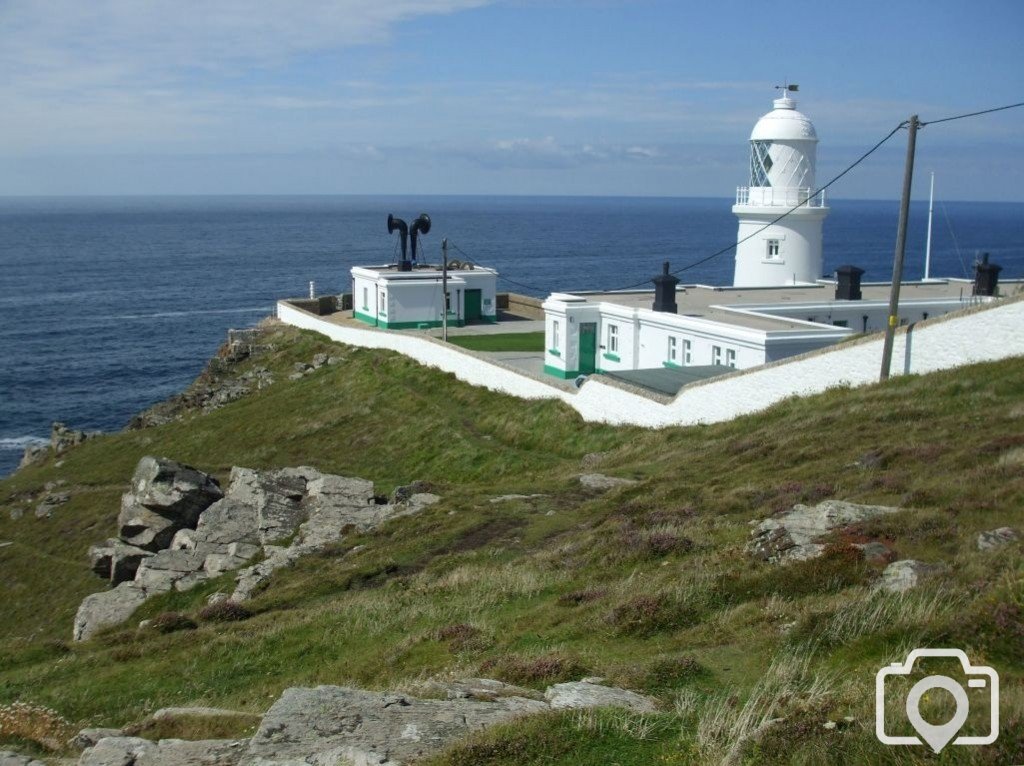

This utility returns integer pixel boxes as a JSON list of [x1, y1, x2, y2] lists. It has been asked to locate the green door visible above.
[[579, 322, 597, 374], [464, 289, 482, 323]]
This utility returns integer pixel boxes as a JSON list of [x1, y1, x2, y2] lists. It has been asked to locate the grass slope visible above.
[[1, 323, 1022, 765]]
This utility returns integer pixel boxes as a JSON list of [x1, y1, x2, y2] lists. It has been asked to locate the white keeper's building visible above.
[[351, 264, 498, 330], [542, 91, 1010, 382]]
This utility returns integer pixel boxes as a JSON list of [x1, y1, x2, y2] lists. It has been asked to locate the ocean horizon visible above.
[[2, 194, 1022, 476]]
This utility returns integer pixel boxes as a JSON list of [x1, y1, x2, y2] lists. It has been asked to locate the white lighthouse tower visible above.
[[732, 87, 829, 286]]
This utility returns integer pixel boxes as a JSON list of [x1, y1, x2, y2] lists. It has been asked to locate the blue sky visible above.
[[1, 0, 1021, 200]]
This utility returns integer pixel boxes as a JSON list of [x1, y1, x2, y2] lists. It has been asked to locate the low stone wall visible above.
[[502, 292, 545, 319], [277, 295, 1024, 428]]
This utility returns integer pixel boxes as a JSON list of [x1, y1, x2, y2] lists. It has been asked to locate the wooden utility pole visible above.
[[880, 115, 919, 381], [441, 238, 449, 343]]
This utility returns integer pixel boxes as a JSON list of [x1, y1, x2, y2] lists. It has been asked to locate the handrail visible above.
[[736, 186, 827, 208]]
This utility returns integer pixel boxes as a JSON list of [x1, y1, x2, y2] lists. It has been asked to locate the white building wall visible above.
[[747, 298, 975, 333], [279, 296, 1024, 430], [732, 210, 827, 286]]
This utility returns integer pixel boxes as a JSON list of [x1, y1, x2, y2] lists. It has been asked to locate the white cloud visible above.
[[0, 0, 490, 152]]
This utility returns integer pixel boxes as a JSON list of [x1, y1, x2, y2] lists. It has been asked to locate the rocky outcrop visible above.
[[17, 422, 100, 471], [977, 526, 1019, 551], [243, 685, 548, 766], [747, 500, 902, 563], [75, 459, 439, 640], [72, 677, 657, 766], [34, 491, 70, 519], [878, 560, 946, 593], [90, 539, 154, 584], [17, 443, 49, 470], [545, 680, 658, 712], [117, 457, 224, 551], [129, 327, 277, 430]]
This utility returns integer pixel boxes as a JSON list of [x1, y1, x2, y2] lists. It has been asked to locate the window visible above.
[[833, 320, 848, 328], [552, 320, 560, 349], [712, 345, 722, 366], [362, 287, 368, 310], [766, 239, 780, 259], [683, 339, 692, 365], [608, 324, 619, 353], [750, 140, 773, 187], [668, 336, 678, 363], [725, 349, 736, 368]]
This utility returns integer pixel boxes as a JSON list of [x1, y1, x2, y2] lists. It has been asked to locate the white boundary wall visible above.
[[278, 297, 1024, 429]]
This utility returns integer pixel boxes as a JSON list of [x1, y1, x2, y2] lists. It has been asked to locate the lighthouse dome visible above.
[[750, 95, 818, 142]]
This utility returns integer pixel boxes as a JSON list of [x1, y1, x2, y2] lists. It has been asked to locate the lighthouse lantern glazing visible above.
[[732, 90, 829, 286]]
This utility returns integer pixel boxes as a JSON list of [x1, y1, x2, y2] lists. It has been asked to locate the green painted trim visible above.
[[353, 310, 377, 326], [663, 360, 681, 369], [481, 315, 498, 324], [548, 349, 561, 357], [602, 352, 621, 362], [544, 364, 580, 379], [378, 319, 443, 330]]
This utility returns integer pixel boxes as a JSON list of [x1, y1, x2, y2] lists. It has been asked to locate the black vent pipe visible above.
[[652, 261, 680, 313], [409, 214, 431, 265], [387, 214, 410, 271]]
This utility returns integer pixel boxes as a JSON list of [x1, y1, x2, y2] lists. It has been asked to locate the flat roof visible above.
[[603, 365, 730, 396], [353, 263, 497, 276], [554, 278, 999, 334]]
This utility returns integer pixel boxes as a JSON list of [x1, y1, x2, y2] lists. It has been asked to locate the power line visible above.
[[598, 98, 1024, 294], [601, 121, 907, 292], [446, 241, 549, 295], [920, 100, 1024, 126]]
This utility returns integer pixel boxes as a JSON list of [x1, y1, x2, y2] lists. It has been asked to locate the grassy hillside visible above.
[[1, 323, 1022, 765]]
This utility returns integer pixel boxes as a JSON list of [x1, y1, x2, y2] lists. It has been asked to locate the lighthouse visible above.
[[732, 87, 829, 286]]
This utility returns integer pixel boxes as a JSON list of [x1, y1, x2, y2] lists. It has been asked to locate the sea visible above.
[[2, 195, 1022, 477]]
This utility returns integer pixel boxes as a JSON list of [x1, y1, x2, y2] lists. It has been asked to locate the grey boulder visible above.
[[78, 737, 245, 766], [0, 751, 46, 766], [118, 457, 223, 551], [977, 527, 1019, 551], [878, 559, 946, 593], [243, 685, 547, 766], [73, 583, 149, 641], [747, 500, 902, 563], [544, 681, 658, 712]]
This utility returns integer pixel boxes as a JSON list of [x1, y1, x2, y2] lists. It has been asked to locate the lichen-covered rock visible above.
[[243, 685, 547, 766], [223, 467, 311, 544], [0, 750, 46, 766], [51, 421, 98, 454], [35, 491, 70, 519], [73, 583, 149, 641], [117, 457, 223, 551], [412, 678, 543, 702], [977, 527, 1019, 552], [544, 681, 658, 712], [17, 443, 49, 470], [578, 473, 638, 491], [69, 728, 123, 751], [878, 559, 946, 593], [77, 736, 245, 766], [747, 500, 902, 563], [133, 550, 209, 593]]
